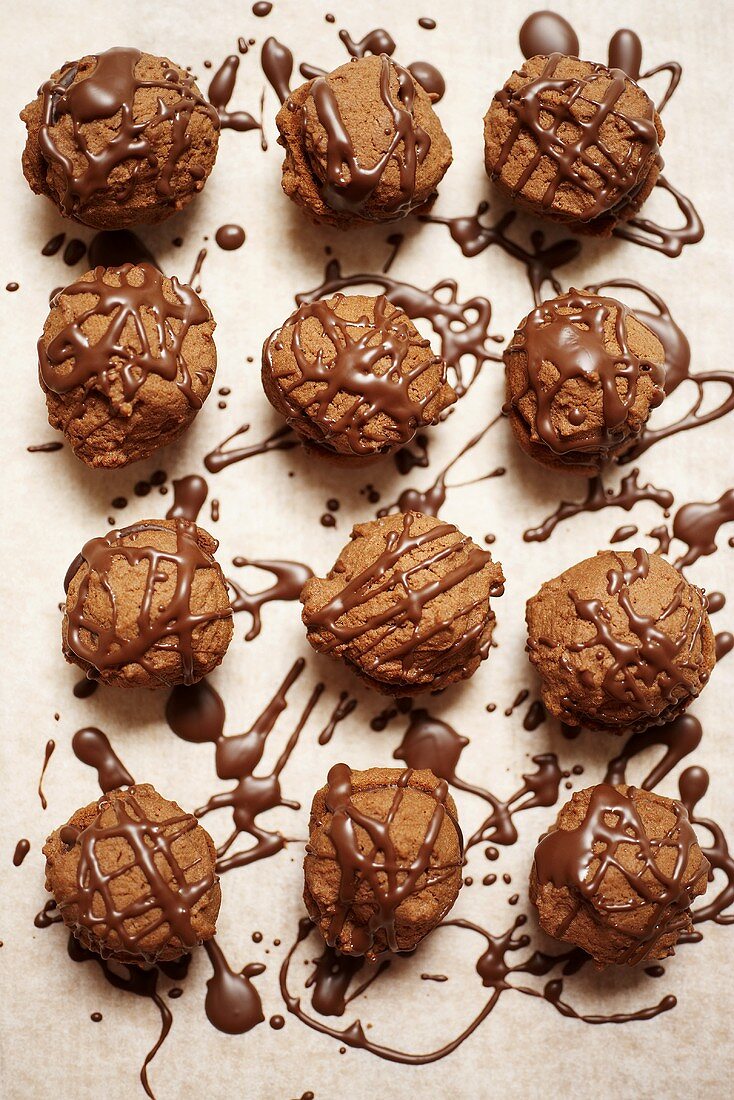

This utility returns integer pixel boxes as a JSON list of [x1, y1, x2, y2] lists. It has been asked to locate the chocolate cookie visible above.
[[526, 549, 715, 733], [44, 784, 221, 963], [21, 47, 219, 228], [63, 518, 233, 688], [530, 783, 709, 966], [39, 263, 216, 468], [262, 293, 455, 463], [504, 291, 665, 475], [304, 765, 463, 958], [484, 54, 663, 235], [276, 55, 452, 227], [301, 511, 504, 695]]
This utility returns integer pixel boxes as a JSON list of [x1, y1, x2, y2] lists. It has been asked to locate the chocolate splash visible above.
[[204, 423, 297, 473], [421, 200, 580, 305], [605, 714, 702, 789], [297, 259, 502, 396], [519, 12, 579, 58], [317, 691, 358, 746], [261, 37, 294, 103], [38, 739, 55, 809], [71, 727, 135, 790], [203, 939, 265, 1033], [166, 661, 321, 872], [524, 468, 674, 543], [37, 47, 218, 217], [407, 61, 445, 102], [679, 768, 734, 929], [208, 55, 264, 139], [13, 839, 30, 866], [670, 491, 734, 570], [394, 709, 562, 849], [228, 558, 314, 639], [165, 475, 209, 523], [613, 176, 704, 257]]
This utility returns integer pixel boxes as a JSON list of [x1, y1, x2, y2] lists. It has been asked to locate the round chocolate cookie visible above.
[[39, 263, 217, 469], [526, 549, 715, 734], [504, 291, 665, 476], [276, 55, 452, 227], [21, 47, 219, 228], [44, 784, 221, 963], [63, 518, 233, 689], [262, 293, 455, 463], [483, 54, 664, 235], [304, 764, 463, 958], [530, 783, 709, 966], [300, 511, 504, 695]]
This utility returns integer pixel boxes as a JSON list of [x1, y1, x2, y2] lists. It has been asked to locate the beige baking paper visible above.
[[1, 1, 732, 1097]]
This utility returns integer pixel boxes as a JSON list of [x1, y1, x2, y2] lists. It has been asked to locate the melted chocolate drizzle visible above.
[[316, 764, 456, 958], [506, 291, 665, 459], [57, 787, 217, 962], [37, 47, 218, 217], [208, 55, 265, 142], [229, 558, 314, 639], [524, 467, 674, 543], [491, 53, 659, 222], [297, 259, 502, 396], [38, 739, 55, 809], [166, 661, 321, 872], [204, 423, 298, 473], [302, 513, 499, 678], [309, 55, 431, 218]]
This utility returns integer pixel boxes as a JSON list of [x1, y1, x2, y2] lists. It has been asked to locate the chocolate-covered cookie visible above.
[[262, 293, 455, 463], [21, 47, 219, 228], [304, 764, 463, 958], [276, 55, 452, 227]]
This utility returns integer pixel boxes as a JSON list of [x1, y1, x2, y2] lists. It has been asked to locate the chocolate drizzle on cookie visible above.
[[39, 263, 211, 412], [303, 513, 501, 678], [317, 764, 457, 957], [534, 784, 708, 964], [264, 294, 449, 455], [507, 291, 665, 458], [490, 53, 660, 222], [58, 786, 217, 962], [567, 548, 707, 721], [310, 56, 431, 217], [65, 519, 231, 685], [37, 47, 218, 217]]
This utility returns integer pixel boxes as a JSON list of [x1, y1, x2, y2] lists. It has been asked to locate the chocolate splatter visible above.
[[229, 558, 314, 639]]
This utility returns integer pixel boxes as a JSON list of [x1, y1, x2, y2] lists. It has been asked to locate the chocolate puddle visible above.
[[203, 938, 266, 1033], [165, 475, 209, 523]]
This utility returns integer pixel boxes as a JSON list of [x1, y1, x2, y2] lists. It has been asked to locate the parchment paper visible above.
[[1, 2, 732, 1098]]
